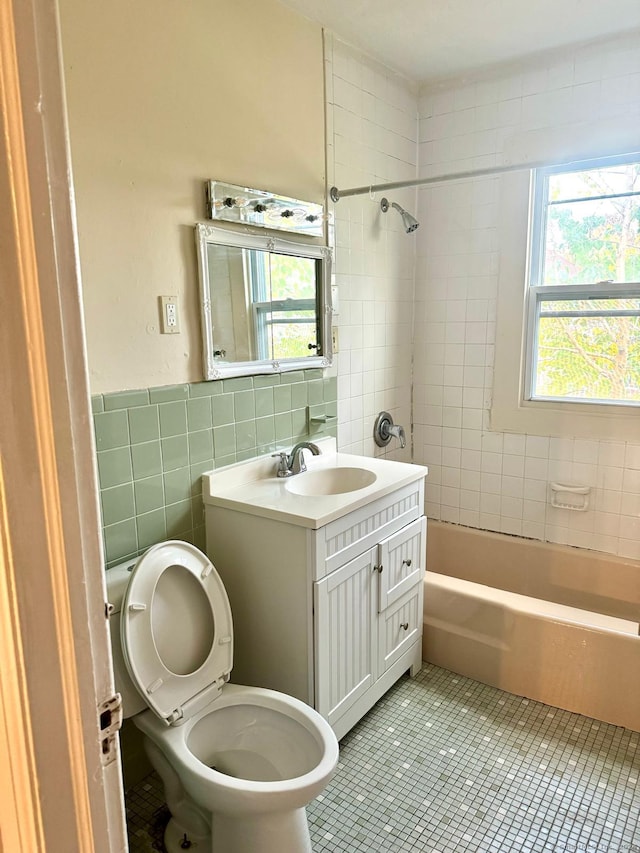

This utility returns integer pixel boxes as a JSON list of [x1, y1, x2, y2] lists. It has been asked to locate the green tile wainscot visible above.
[[93, 372, 337, 568]]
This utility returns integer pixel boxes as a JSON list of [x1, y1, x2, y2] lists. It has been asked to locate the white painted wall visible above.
[[413, 33, 640, 558], [59, 0, 325, 394], [325, 35, 418, 460]]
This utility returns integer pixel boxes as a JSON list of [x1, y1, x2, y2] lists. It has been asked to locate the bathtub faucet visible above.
[[385, 423, 406, 449], [373, 412, 406, 449]]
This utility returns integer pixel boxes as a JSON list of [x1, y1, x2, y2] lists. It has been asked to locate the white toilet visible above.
[[107, 540, 339, 853]]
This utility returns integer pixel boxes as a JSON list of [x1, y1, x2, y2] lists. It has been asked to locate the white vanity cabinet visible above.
[[203, 445, 427, 740]]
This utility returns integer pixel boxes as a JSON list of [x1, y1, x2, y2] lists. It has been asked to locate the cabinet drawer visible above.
[[378, 583, 423, 674], [316, 481, 424, 580], [377, 516, 426, 611]]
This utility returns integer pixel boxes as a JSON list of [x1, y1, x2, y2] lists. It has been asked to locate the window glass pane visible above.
[[543, 195, 640, 285], [542, 182, 640, 286], [269, 253, 316, 300], [548, 162, 640, 201], [268, 310, 317, 360], [534, 298, 640, 402]]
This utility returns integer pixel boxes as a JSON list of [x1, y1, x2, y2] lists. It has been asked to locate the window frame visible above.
[[524, 154, 640, 408], [490, 168, 640, 443]]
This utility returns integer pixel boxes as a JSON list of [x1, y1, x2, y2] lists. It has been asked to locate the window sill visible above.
[[491, 397, 640, 442]]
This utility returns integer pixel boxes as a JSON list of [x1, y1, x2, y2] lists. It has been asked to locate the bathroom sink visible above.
[[285, 466, 377, 496], [203, 436, 428, 529]]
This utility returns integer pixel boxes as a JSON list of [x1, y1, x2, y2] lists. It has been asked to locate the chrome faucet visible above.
[[373, 411, 406, 449], [272, 441, 321, 477], [385, 422, 406, 449]]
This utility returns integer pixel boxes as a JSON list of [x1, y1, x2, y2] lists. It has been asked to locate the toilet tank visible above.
[[106, 560, 147, 718]]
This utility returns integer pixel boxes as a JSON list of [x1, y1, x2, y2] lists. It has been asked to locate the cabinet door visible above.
[[314, 548, 377, 726], [378, 582, 423, 674], [377, 516, 426, 611]]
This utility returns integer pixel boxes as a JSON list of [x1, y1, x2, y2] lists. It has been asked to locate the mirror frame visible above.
[[195, 222, 333, 380]]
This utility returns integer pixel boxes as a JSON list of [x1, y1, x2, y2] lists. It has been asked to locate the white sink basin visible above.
[[203, 437, 428, 529], [286, 466, 377, 496]]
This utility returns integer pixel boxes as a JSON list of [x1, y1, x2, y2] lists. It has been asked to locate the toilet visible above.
[[107, 540, 339, 853]]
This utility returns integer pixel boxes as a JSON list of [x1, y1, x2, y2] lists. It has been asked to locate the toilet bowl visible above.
[[107, 541, 339, 853]]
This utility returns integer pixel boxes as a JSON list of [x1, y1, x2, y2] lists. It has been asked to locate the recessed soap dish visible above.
[[549, 482, 591, 511]]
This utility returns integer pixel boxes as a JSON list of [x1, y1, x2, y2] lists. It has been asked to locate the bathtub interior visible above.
[[426, 520, 640, 624], [422, 520, 640, 732]]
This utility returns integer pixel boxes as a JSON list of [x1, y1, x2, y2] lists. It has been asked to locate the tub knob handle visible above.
[[400, 622, 409, 631], [402, 558, 412, 567]]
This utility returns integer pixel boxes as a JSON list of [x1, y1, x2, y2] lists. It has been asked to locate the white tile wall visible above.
[[325, 35, 418, 460], [413, 33, 640, 558]]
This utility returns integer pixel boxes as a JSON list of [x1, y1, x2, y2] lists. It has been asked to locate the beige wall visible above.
[[59, 0, 325, 394]]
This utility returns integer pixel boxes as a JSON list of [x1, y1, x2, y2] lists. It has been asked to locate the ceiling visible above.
[[278, 0, 640, 82]]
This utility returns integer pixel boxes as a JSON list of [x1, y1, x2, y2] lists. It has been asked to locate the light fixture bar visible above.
[[207, 180, 326, 236]]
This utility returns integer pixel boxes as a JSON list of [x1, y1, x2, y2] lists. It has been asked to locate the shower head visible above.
[[391, 202, 419, 233], [380, 197, 419, 233]]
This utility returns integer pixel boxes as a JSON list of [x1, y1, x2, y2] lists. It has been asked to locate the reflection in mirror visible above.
[[208, 246, 319, 362], [196, 224, 332, 380]]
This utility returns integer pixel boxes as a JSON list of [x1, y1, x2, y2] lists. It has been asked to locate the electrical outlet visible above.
[[160, 296, 179, 334], [332, 327, 339, 353]]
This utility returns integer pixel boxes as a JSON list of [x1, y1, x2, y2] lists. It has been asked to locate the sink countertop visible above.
[[202, 438, 428, 529]]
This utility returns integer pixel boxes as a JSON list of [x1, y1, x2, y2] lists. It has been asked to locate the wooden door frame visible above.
[[0, 0, 127, 849]]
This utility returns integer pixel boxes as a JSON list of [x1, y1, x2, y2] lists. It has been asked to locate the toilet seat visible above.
[[121, 541, 233, 724]]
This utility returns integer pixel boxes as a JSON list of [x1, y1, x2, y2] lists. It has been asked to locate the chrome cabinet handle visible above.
[[402, 558, 412, 567], [400, 622, 409, 631]]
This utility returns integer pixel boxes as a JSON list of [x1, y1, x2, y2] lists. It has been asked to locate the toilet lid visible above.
[[121, 541, 233, 724]]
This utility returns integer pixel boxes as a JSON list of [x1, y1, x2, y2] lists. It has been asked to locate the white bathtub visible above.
[[423, 521, 640, 732]]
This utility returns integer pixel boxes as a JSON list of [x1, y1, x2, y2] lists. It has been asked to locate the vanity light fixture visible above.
[[219, 195, 281, 212], [206, 180, 327, 236], [271, 208, 329, 224]]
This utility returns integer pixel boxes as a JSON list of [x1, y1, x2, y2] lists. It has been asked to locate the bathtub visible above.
[[422, 521, 640, 732]]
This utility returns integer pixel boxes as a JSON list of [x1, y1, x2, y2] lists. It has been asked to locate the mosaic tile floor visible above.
[[126, 664, 640, 852]]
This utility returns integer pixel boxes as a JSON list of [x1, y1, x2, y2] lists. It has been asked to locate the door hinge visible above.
[[99, 693, 123, 766]]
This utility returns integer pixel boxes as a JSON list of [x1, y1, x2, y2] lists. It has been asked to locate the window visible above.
[[526, 156, 640, 406]]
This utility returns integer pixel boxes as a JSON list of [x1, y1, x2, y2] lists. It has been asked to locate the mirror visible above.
[[196, 223, 332, 380]]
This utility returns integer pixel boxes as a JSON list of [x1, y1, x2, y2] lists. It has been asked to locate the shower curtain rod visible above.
[[329, 162, 524, 201], [328, 152, 638, 202]]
